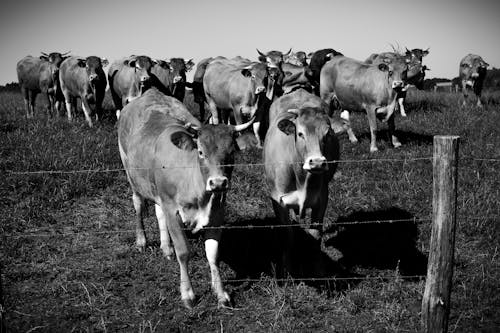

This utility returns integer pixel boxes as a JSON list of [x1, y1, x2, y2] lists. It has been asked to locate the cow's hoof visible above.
[[393, 141, 402, 148], [217, 293, 233, 309], [182, 297, 197, 310], [401, 113, 407, 117], [161, 245, 174, 260], [370, 147, 379, 153]]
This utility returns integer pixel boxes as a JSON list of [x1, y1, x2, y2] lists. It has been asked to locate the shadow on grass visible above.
[[324, 207, 428, 277], [219, 216, 359, 293], [354, 129, 434, 147]]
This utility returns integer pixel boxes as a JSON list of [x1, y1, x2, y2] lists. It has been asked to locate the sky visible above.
[[1, 0, 499, 85]]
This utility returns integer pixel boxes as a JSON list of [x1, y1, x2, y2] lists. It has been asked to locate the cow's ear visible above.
[[185, 59, 195, 71], [101, 58, 109, 67], [171, 131, 196, 151], [241, 67, 252, 77], [326, 52, 334, 60], [258, 55, 267, 63], [378, 63, 389, 72], [277, 119, 296, 135], [125, 59, 136, 67], [77, 58, 86, 67], [39, 55, 48, 61]]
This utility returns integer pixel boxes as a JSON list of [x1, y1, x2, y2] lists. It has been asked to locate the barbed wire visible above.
[[3, 215, 499, 239], [2, 156, 499, 176]]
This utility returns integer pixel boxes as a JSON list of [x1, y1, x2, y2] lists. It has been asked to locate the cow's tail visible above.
[[108, 69, 122, 112]]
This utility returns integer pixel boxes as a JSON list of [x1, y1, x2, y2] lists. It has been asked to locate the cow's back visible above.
[[17, 56, 43, 90], [59, 56, 87, 95]]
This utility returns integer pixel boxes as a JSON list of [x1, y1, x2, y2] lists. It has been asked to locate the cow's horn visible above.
[[62, 51, 71, 56], [284, 48, 292, 56], [256, 48, 265, 57], [41, 52, 49, 56], [233, 116, 256, 132]]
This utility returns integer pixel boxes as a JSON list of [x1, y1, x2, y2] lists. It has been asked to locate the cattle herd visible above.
[[14, 47, 490, 308]]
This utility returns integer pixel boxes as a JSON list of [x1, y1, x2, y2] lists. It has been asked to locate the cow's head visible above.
[[256, 48, 292, 68], [40, 51, 70, 67], [284, 51, 309, 67], [241, 62, 269, 97], [377, 60, 407, 90], [277, 107, 336, 173], [77, 56, 108, 84], [169, 119, 254, 232], [461, 55, 489, 83], [404, 48, 429, 80], [124, 55, 156, 90]]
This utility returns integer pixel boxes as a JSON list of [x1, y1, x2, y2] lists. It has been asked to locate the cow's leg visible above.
[[206, 97, 220, 124], [132, 192, 147, 251], [205, 237, 231, 308], [21, 88, 30, 119], [340, 111, 358, 143], [155, 203, 173, 260], [476, 94, 483, 108], [271, 199, 294, 278], [398, 97, 407, 117], [366, 107, 379, 152], [162, 202, 196, 309], [387, 113, 401, 148], [64, 94, 73, 121], [309, 189, 328, 241], [28, 90, 37, 119], [81, 98, 94, 127], [461, 82, 468, 107]]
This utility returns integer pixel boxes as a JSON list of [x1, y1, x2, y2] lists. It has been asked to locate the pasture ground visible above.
[[1, 89, 499, 332]]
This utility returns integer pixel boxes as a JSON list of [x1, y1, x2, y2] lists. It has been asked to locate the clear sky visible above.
[[1, 0, 499, 85]]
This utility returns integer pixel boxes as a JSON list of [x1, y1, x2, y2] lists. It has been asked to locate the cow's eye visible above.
[[388, 71, 393, 76], [198, 150, 204, 159], [297, 132, 304, 139]]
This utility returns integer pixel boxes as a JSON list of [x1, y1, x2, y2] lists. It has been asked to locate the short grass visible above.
[[1, 89, 499, 332]]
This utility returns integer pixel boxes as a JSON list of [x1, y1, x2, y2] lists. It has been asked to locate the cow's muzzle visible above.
[[173, 75, 183, 83], [206, 176, 229, 192], [303, 156, 328, 172], [392, 80, 404, 89], [471, 72, 479, 78], [255, 86, 266, 94], [89, 74, 99, 82]]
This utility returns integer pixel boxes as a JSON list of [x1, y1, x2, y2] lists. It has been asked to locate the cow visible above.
[[151, 58, 195, 102], [263, 89, 341, 273], [366, 48, 429, 116], [117, 87, 254, 309], [108, 55, 157, 118], [59, 56, 108, 127], [308, 48, 344, 96], [203, 57, 274, 148], [16, 52, 70, 118], [320, 56, 408, 152], [191, 57, 214, 122], [459, 54, 489, 107]]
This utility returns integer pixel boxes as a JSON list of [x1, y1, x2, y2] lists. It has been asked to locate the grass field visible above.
[[1, 89, 499, 332]]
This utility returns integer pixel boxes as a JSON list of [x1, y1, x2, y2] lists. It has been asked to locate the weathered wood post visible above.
[[421, 135, 460, 333]]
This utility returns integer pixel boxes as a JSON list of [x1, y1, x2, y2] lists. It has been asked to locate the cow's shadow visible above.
[[354, 129, 434, 147], [324, 207, 428, 276], [219, 217, 358, 292]]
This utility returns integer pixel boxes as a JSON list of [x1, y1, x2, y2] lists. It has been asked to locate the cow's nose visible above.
[[392, 81, 404, 89], [255, 86, 266, 94], [89, 74, 98, 82], [304, 156, 327, 171], [173, 75, 183, 83], [207, 177, 229, 192], [471, 72, 479, 78], [140, 75, 149, 82]]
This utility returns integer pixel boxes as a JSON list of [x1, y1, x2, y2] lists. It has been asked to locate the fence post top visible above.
[[433, 135, 460, 141]]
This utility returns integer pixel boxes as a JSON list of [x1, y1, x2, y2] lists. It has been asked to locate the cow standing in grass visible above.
[[264, 88, 341, 274], [459, 54, 489, 107], [16, 52, 70, 118], [320, 55, 408, 152], [59, 56, 108, 127], [118, 87, 254, 309], [151, 58, 195, 102]]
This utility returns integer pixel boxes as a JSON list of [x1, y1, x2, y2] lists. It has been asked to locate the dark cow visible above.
[[320, 56, 408, 152], [263, 89, 341, 272], [151, 58, 195, 102], [16, 52, 70, 118], [108, 55, 156, 118], [366, 48, 429, 116], [203, 57, 274, 147], [59, 56, 108, 127], [191, 57, 214, 122], [308, 48, 344, 96], [118, 87, 254, 308], [459, 54, 489, 107]]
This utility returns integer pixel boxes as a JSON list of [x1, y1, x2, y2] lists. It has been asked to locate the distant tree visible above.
[[0, 82, 20, 92]]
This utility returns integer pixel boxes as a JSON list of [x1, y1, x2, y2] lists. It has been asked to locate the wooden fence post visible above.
[[421, 135, 460, 332]]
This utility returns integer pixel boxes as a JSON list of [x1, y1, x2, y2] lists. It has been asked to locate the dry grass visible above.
[[1, 89, 499, 332]]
